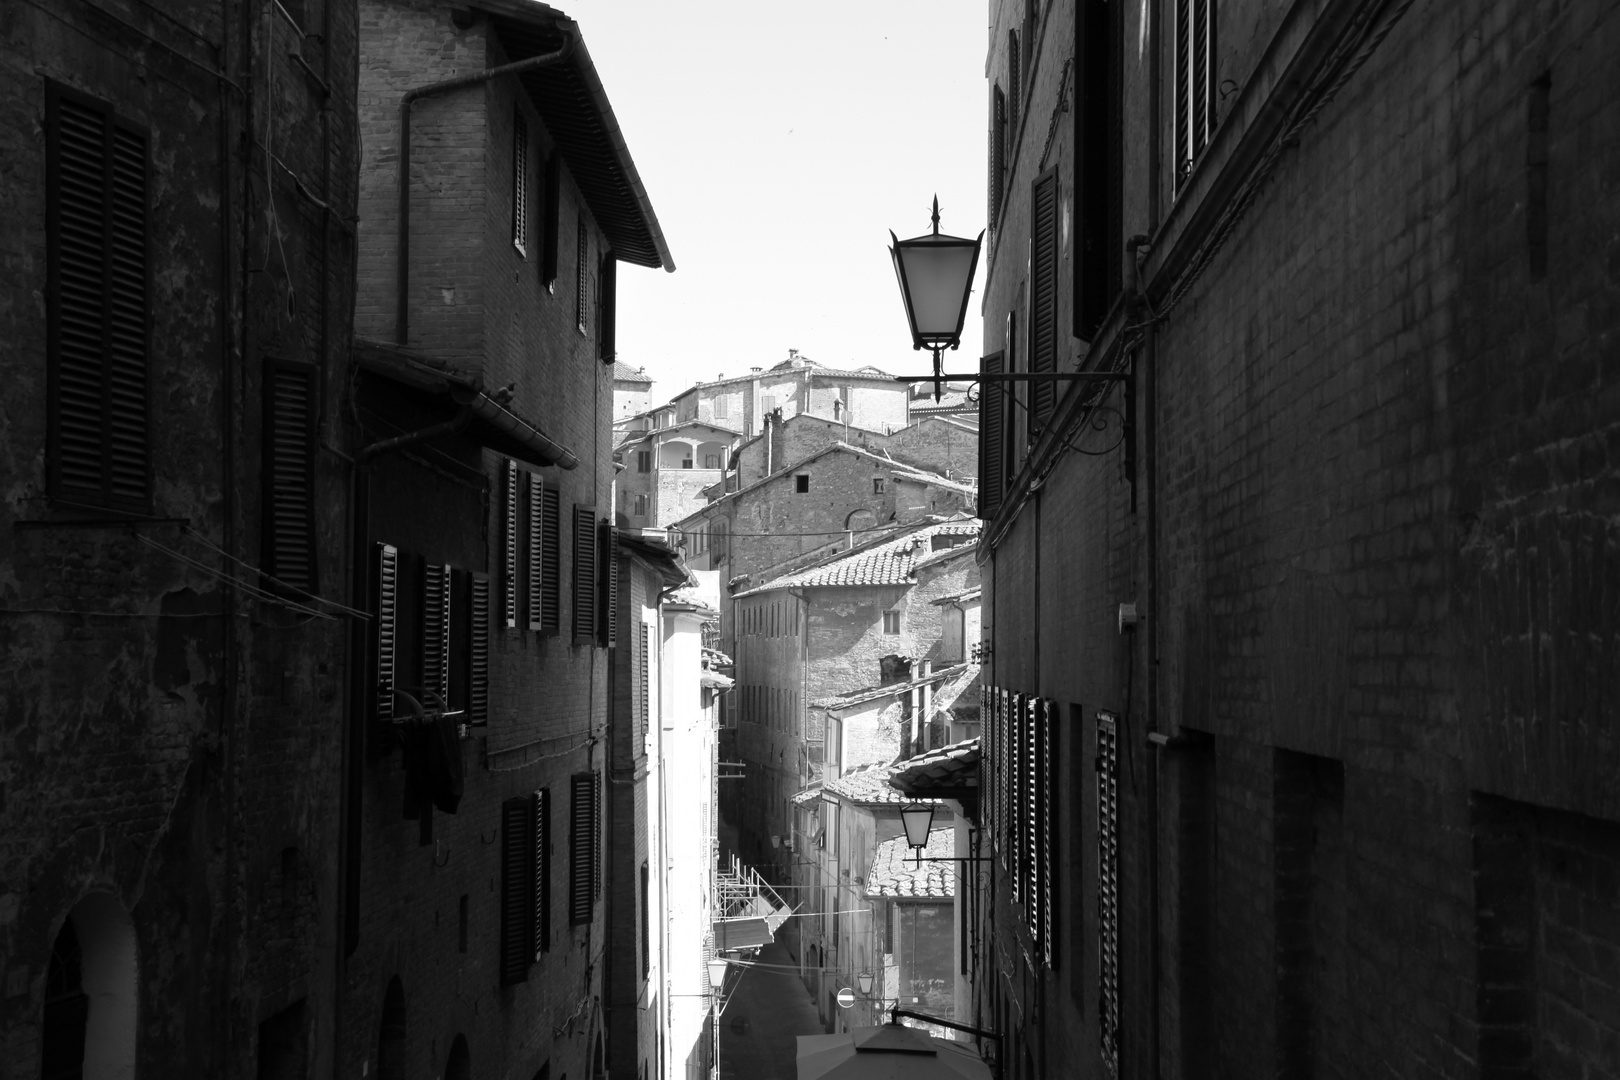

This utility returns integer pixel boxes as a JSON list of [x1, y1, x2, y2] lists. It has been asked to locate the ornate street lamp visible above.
[[900, 801, 936, 849], [889, 197, 983, 402], [707, 958, 728, 990], [857, 970, 875, 996]]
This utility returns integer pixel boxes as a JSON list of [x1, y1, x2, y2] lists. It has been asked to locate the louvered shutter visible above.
[[998, 688, 1011, 859], [1175, 0, 1191, 180], [502, 461, 519, 629], [982, 685, 995, 845], [534, 789, 551, 956], [575, 218, 590, 333], [500, 796, 535, 985], [598, 252, 617, 363], [260, 359, 318, 593], [1097, 710, 1121, 1072], [374, 544, 399, 724], [990, 86, 1006, 260], [526, 474, 545, 631], [1029, 169, 1060, 430], [569, 772, 595, 924], [978, 353, 1006, 520], [540, 484, 561, 631], [46, 84, 151, 511], [1008, 31, 1020, 136], [593, 771, 603, 899], [542, 155, 561, 287], [1025, 696, 1038, 925], [573, 506, 597, 644], [512, 111, 528, 256], [639, 623, 651, 746], [1010, 692, 1024, 904], [598, 520, 618, 648], [468, 573, 490, 725], [1174, 0, 1217, 189], [1042, 698, 1059, 968], [421, 563, 452, 703]]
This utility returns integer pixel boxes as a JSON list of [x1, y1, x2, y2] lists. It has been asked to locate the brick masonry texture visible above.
[[977, 1, 1620, 1079]]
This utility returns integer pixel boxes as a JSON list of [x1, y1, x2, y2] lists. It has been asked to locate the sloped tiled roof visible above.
[[812, 662, 976, 711], [888, 738, 981, 798], [865, 828, 956, 899], [670, 361, 899, 399], [822, 762, 907, 805], [738, 519, 979, 594], [791, 783, 824, 807]]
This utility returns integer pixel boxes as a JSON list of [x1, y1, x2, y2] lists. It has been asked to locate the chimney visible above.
[[788, 348, 799, 360], [750, 366, 762, 373]]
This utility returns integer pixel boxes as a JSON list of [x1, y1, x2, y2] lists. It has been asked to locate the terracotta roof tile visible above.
[[741, 519, 980, 594], [822, 762, 908, 805], [865, 828, 956, 899]]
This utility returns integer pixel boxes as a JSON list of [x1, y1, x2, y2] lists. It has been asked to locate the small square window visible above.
[[883, 611, 900, 634], [704, 454, 720, 469], [633, 494, 648, 517], [636, 451, 651, 473], [873, 478, 885, 494], [795, 474, 810, 494]]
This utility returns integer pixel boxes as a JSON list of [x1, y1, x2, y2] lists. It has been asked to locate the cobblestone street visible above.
[[719, 942, 824, 1080]]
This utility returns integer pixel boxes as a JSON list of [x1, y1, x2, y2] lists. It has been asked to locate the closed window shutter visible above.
[[982, 686, 995, 847], [46, 84, 150, 511], [1042, 698, 1059, 968], [978, 352, 1006, 519], [512, 110, 528, 255], [593, 771, 602, 899], [639, 623, 651, 746], [526, 474, 544, 631], [261, 359, 318, 593], [1010, 692, 1024, 904], [598, 521, 618, 648], [468, 573, 490, 725], [542, 155, 561, 287], [540, 484, 561, 632], [990, 86, 1006, 260], [1024, 695, 1038, 924], [569, 772, 595, 924], [572, 506, 597, 644], [502, 461, 520, 629], [1029, 169, 1060, 429], [1008, 31, 1020, 135], [374, 544, 398, 723], [500, 796, 535, 985], [998, 689, 1011, 858], [598, 252, 617, 363], [575, 218, 589, 333], [421, 563, 451, 703], [1174, 0, 1217, 189], [534, 789, 550, 956], [1098, 710, 1121, 1070]]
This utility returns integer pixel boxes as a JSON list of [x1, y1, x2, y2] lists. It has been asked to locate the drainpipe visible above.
[[395, 25, 574, 345]]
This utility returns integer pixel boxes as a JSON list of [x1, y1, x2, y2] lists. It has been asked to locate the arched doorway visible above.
[[43, 893, 136, 1080], [376, 978, 406, 1080], [444, 1034, 470, 1080]]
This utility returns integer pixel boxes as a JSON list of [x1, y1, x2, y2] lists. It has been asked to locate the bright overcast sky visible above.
[[573, 0, 989, 405]]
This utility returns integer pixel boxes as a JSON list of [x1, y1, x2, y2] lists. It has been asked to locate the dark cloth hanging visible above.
[[397, 692, 464, 819]]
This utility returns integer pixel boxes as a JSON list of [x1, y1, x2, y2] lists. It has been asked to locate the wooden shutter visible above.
[[1042, 698, 1059, 968], [1008, 30, 1021, 136], [526, 474, 544, 630], [978, 352, 1006, 520], [500, 796, 535, 985], [990, 86, 1006, 259], [575, 218, 589, 333], [502, 461, 520, 629], [1029, 169, 1060, 430], [1011, 692, 1025, 904], [593, 771, 602, 899], [1174, 0, 1216, 189], [539, 483, 561, 631], [598, 252, 617, 363], [534, 789, 551, 956], [982, 685, 995, 846], [639, 623, 651, 745], [374, 544, 398, 724], [1024, 695, 1038, 923], [468, 573, 490, 725], [1097, 710, 1121, 1071], [542, 155, 561, 286], [573, 506, 597, 644], [261, 359, 318, 593], [46, 83, 151, 511], [421, 563, 452, 703], [598, 520, 618, 648], [512, 110, 528, 255], [569, 772, 596, 924]]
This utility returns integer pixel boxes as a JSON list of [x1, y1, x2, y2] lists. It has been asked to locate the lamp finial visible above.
[[930, 195, 941, 235]]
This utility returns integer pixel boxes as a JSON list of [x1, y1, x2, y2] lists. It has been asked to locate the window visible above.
[[598, 251, 616, 362], [681, 456, 693, 470], [542, 155, 561, 287], [529, 475, 560, 632], [1028, 168, 1060, 430], [1008, 30, 1021, 135], [1174, 0, 1218, 189], [989, 84, 1006, 256], [572, 506, 597, 644], [260, 359, 318, 594], [633, 494, 648, 517], [598, 519, 618, 649], [883, 611, 901, 635], [795, 474, 810, 494], [500, 795, 536, 984], [873, 478, 885, 495], [639, 623, 651, 744], [640, 861, 650, 977], [502, 460, 520, 629], [422, 563, 451, 701], [1076, 0, 1123, 338], [704, 454, 720, 469], [977, 351, 1007, 520], [512, 110, 528, 255], [1097, 709, 1121, 1071], [714, 396, 730, 419], [46, 82, 151, 511], [636, 450, 651, 473], [569, 772, 601, 925], [575, 217, 590, 333], [374, 544, 399, 724]]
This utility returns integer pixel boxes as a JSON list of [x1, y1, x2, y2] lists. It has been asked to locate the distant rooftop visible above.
[[738, 517, 979, 595], [866, 828, 956, 899]]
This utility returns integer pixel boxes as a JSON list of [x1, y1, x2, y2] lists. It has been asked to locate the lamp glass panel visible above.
[[900, 803, 934, 848], [708, 960, 727, 988], [896, 240, 978, 339]]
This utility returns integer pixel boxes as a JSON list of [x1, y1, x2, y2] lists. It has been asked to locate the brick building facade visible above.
[[974, 1, 1620, 1079], [0, 1, 359, 1075]]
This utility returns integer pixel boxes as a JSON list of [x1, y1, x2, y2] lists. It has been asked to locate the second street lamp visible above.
[[889, 196, 983, 402]]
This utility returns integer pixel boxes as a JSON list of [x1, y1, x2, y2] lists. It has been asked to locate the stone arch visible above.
[[844, 508, 877, 535], [44, 892, 136, 1080], [445, 1033, 470, 1080], [376, 977, 406, 1080], [657, 440, 694, 469], [695, 440, 727, 469]]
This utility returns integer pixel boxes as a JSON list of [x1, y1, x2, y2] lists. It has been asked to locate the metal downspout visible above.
[[395, 27, 574, 345]]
